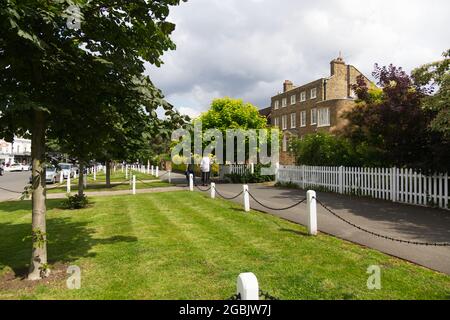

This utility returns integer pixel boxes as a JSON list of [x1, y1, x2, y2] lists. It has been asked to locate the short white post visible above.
[[307, 190, 317, 236], [250, 163, 255, 175], [132, 175, 136, 195], [237, 273, 259, 300], [59, 171, 64, 184], [168, 170, 172, 183], [243, 184, 250, 212], [211, 182, 216, 199], [93, 167, 96, 181], [151, 165, 154, 176], [189, 174, 194, 191], [67, 174, 71, 194], [125, 165, 128, 179], [155, 166, 159, 178]]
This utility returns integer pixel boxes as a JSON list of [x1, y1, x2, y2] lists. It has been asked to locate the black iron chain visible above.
[[0, 186, 24, 194], [247, 191, 306, 211], [213, 186, 244, 200], [195, 184, 212, 192], [227, 293, 241, 300], [314, 197, 450, 247]]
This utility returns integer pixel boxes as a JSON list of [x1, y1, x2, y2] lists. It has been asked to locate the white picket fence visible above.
[[277, 165, 449, 210], [220, 164, 254, 177]]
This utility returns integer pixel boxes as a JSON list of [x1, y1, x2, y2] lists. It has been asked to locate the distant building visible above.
[[0, 137, 31, 165], [258, 106, 272, 125], [270, 54, 371, 164]]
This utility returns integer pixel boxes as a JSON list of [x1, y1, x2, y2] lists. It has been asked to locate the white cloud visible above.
[[147, 0, 450, 115]]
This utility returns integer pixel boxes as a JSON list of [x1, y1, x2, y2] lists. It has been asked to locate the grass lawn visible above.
[[46, 181, 172, 194], [0, 191, 449, 300]]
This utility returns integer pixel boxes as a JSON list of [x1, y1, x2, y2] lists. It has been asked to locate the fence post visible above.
[[74, 170, 77, 180], [189, 174, 194, 191], [275, 162, 280, 182], [237, 273, 259, 300], [151, 165, 154, 176], [155, 166, 159, 178], [211, 182, 216, 199], [243, 184, 250, 212], [338, 166, 344, 194], [132, 175, 136, 195], [301, 165, 305, 189], [168, 170, 171, 183], [391, 167, 396, 202], [60, 171, 64, 184], [125, 165, 128, 179], [93, 167, 96, 181], [250, 163, 255, 175], [67, 174, 71, 194], [307, 190, 317, 236]]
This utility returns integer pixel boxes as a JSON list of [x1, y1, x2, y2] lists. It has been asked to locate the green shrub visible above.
[[62, 194, 89, 210]]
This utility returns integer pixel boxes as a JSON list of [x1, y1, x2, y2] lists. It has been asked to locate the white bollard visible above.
[[155, 166, 159, 178], [168, 170, 171, 183], [189, 174, 194, 191], [59, 171, 64, 184], [147, 165, 150, 175], [67, 174, 71, 194], [132, 175, 136, 195], [151, 165, 154, 176], [243, 184, 250, 212], [237, 273, 259, 300], [250, 163, 255, 174], [211, 182, 216, 199], [93, 167, 96, 181], [125, 165, 128, 179], [307, 190, 318, 236]]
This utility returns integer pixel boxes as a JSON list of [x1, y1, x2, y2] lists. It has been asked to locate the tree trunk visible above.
[[28, 110, 49, 280], [106, 160, 111, 188], [78, 163, 85, 197]]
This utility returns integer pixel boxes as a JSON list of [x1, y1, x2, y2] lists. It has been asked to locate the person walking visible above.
[[185, 162, 195, 186], [200, 155, 211, 186]]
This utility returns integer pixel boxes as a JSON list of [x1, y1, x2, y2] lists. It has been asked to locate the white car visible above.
[[4, 163, 30, 172], [58, 163, 74, 179]]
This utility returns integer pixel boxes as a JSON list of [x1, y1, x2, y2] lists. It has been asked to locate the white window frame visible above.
[[290, 95, 296, 105], [300, 111, 306, 127], [281, 115, 288, 130], [274, 117, 280, 128], [310, 88, 317, 99], [282, 98, 287, 108], [274, 100, 279, 110], [300, 91, 306, 102], [311, 108, 317, 125], [318, 108, 330, 127], [290, 113, 296, 129]]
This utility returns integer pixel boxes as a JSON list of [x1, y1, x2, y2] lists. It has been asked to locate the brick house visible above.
[[268, 55, 370, 164]]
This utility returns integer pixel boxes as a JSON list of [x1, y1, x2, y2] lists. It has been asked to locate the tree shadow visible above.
[[0, 200, 137, 278]]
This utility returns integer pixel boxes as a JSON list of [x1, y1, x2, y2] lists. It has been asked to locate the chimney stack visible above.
[[330, 52, 346, 76], [283, 80, 294, 92]]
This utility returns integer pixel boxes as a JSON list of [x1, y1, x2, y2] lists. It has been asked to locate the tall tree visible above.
[[0, 0, 185, 280]]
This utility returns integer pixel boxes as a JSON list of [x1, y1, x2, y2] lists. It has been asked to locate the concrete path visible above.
[[160, 170, 450, 275]]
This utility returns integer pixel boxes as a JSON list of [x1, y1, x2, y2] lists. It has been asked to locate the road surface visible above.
[[0, 171, 30, 201]]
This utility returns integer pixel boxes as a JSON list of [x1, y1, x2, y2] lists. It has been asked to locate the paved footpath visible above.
[[161, 171, 450, 275]]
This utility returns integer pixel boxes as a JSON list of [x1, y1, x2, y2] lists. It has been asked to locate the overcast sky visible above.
[[146, 0, 450, 118]]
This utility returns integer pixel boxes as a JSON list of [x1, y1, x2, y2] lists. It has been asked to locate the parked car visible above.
[[4, 163, 30, 172], [28, 165, 60, 184], [58, 163, 74, 179]]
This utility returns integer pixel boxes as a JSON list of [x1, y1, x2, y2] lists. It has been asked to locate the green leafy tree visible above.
[[342, 64, 449, 172], [412, 49, 450, 140], [0, 0, 185, 280]]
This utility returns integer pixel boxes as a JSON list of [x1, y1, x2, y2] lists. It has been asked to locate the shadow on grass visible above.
[[0, 200, 137, 277], [279, 228, 309, 237]]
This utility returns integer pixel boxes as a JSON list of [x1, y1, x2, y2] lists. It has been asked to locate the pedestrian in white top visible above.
[[200, 155, 211, 186]]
